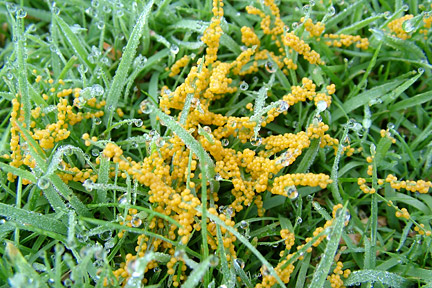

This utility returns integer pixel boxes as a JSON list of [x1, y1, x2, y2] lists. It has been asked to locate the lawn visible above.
[[0, 0, 432, 287]]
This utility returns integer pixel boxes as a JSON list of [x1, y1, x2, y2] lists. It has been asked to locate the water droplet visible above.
[[16, 9, 27, 18], [214, 173, 223, 181], [292, 22, 299, 29], [170, 44, 179, 54], [53, 7, 60, 15], [174, 249, 185, 258], [261, 265, 270, 276], [94, 117, 102, 125], [37, 178, 50, 189], [240, 220, 249, 229], [103, 5, 112, 13], [265, 61, 277, 73], [285, 185, 298, 199], [116, 10, 124, 17], [276, 151, 293, 167], [418, 67, 425, 74], [6, 72, 13, 80], [153, 266, 161, 272], [225, 207, 234, 217], [134, 119, 143, 127], [327, 6, 335, 16], [131, 215, 142, 227], [402, 18, 415, 33], [209, 255, 219, 267], [387, 122, 395, 130], [221, 139, 229, 147], [302, 4, 311, 14], [402, 4, 409, 11], [0, 219, 6, 224], [155, 137, 165, 147], [277, 100, 289, 113], [83, 179, 94, 191], [296, 216, 303, 224], [91, 0, 99, 7], [240, 81, 249, 90], [306, 195, 314, 201], [118, 194, 128, 206], [139, 100, 152, 114], [91, 148, 100, 157], [6, 3, 17, 13], [250, 136, 262, 146], [234, 258, 245, 269], [363, 118, 372, 129], [316, 100, 327, 112]]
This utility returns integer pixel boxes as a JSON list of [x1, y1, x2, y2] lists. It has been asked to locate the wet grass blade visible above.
[[309, 205, 346, 288], [105, 0, 154, 118]]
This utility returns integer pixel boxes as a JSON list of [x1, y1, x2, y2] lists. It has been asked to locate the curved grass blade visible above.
[[205, 209, 287, 288], [182, 256, 213, 288], [105, 0, 154, 119], [344, 269, 412, 287], [309, 205, 347, 288]]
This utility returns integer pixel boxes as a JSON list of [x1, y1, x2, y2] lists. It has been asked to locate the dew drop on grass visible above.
[[83, 179, 94, 191], [6, 3, 17, 13], [91, 149, 100, 157], [418, 67, 425, 74], [99, 230, 112, 241], [94, 117, 102, 125], [91, 0, 99, 7], [261, 265, 270, 276], [250, 136, 262, 146], [225, 206, 234, 217], [234, 258, 245, 269], [402, 4, 409, 11], [37, 178, 50, 189], [103, 5, 112, 13], [134, 119, 143, 127], [16, 9, 27, 18], [327, 5, 335, 15], [174, 249, 185, 258], [296, 216, 303, 224], [139, 100, 153, 114], [214, 173, 223, 181], [286, 185, 298, 199], [265, 61, 277, 73], [316, 100, 328, 112], [292, 22, 299, 29], [131, 216, 142, 227], [277, 100, 289, 113], [6, 72, 13, 80], [302, 4, 310, 14], [221, 139, 229, 146], [118, 194, 128, 206], [116, 10, 124, 17], [240, 220, 249, 229], [155, 137, 165, 147], [209, 255, 219, 267], [239, 81, 249, 90], [170, 44, 179, 54]]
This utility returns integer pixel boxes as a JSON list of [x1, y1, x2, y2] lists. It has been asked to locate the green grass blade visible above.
[[309, 205, 346, 288], [54, 14, 93, 69], [0, 162, 36, 183], [5, 242, 48, 288], [205, 209, 287, 288], [182, 256, 213, 288], [105, 0, 154, 118], [0, 203, 68, 235], [344, 269, 412, 287]]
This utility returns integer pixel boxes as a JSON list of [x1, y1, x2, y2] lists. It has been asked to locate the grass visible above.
[[0, 0, 432, 287]]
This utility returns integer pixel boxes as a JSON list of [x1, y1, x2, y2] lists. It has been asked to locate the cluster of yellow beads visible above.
[[414, 224, 432, 236], [323, 34, 369, 49], [327, 261, 351, 288], [380, 129, 396, 143], [169, 55, 190, 77], [302, 18, 325, 37], [241, 26, 260, 47], [388, 15, 414, 39], [385, 174, 431, 193], [395, 208, 410, 220]]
